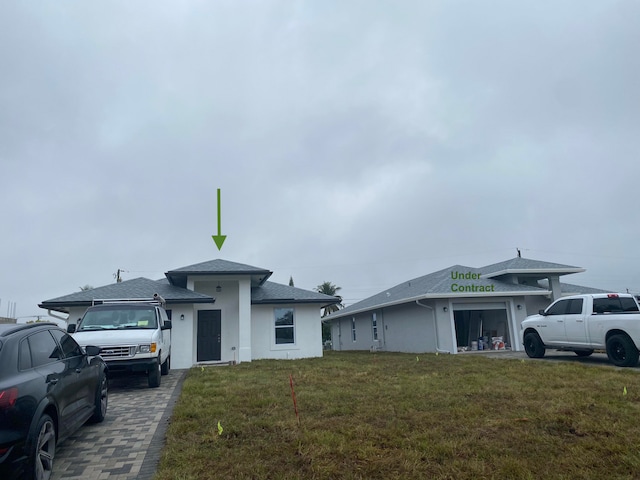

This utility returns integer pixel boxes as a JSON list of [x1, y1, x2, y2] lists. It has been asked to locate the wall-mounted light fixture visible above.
[[517, 305, 522, 310], [443, 306, 449, 312], [216, 285, 222, 292], [180, 314, 185, 321]]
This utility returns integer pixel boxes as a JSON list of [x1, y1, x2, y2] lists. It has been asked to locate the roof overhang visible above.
[[327, 290, 551, 320], [166, 270, 272, 288], [39, 297, 215, 315], [482, 268, 585, 279]]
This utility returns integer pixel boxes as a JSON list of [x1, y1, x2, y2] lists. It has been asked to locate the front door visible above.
[[197, 310, 221, 362]]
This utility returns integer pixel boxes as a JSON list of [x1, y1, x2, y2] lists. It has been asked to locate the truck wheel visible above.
[[606, 334, 639, 367], [524, 332, 545, 358], [148, 357, 161, 388], [574, 350, 594, 357], [161, 355, 170, 376]]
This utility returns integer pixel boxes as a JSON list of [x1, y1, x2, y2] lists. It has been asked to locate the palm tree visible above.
[[316, 281, 344, 344], [315, 281, 344, 318]]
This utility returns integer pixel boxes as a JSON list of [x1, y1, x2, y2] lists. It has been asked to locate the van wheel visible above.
[[148, 357, 161, 388], [523, 332, 545, 358], [26, 414, 56, 480], [161, 355, 170, 375], [606, 334, 639, 367]]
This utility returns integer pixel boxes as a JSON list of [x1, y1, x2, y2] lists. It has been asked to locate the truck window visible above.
[[621, 297, 640, 312], [567, 298, 583, 315], [592, 297, 639, 314], [546, 299, 569, 315]]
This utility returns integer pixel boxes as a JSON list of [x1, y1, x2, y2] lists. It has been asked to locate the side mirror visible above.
[[67, 324, 76, 333], [85, 345, 101, 356], [538, 309, 547, 316], [162, 320, 172, 330]]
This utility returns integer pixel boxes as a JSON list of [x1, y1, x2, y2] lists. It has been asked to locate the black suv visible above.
[[0, 322, 108, 480]]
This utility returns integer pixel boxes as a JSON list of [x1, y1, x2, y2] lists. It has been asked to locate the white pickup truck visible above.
[[522, 293, 640, 367], [68, 297, 172, 387]]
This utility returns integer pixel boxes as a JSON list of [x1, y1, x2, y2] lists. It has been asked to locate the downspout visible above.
[[416, 300, 449, 353]]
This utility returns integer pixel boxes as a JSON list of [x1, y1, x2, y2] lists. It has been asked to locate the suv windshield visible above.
[[78, 307, 158, 330]]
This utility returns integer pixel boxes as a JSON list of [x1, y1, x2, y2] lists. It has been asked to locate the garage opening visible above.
[[453, 305, 511, 352]]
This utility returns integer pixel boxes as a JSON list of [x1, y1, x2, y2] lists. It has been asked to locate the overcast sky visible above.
[[1, 1, 639, 319]]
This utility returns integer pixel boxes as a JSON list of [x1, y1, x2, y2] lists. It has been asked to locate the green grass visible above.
[[155, 351, 640, 479]]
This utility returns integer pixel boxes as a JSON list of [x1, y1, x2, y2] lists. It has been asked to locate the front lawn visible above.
[[155, 351, 640, 479]]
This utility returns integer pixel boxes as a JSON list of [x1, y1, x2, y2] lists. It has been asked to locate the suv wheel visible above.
[[27, 414, 56, 480], [89, 373, 108, 423]]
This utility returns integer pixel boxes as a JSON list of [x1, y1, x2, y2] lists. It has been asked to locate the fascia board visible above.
[[482, 268, 585, 278], [328, 290, 551, 320]]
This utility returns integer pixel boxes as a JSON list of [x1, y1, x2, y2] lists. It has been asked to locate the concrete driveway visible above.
[[51, 369, 186, 480], [482, 349, 640, 369]]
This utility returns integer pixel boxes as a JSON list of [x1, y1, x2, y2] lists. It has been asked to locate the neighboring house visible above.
[[325, 257, 609, 354], [39, 259, 340, 369]]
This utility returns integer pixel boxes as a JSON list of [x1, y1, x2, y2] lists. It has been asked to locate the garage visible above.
[[453, 303, 511, 351]]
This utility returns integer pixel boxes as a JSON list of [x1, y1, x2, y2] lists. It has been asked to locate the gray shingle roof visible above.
[[39, 277, 214, 313], [165, 259, 272, 287], [251, 281, 340, 305], [480, 257, 584, 277], [329, 264, 551, 319]]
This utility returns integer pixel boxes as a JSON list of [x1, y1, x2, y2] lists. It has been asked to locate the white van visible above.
[[68, 298, 172, 387]]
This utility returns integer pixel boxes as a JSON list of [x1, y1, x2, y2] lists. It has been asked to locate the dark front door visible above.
[[197, 310, 221, 362]]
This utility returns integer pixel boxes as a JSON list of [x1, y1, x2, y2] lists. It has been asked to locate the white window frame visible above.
[[351, 317, 357, 342], [372, 312, 378, 341], [274, 307, 296, 346]]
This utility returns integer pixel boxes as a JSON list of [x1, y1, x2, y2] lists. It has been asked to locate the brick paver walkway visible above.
[[52, 369, 186, 480]]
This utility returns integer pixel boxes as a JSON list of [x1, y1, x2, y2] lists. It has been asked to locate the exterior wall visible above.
[[66, 307, 89, 327], [193, 279, 241, 364], [331, 296, 536, 355], [332, 302, 438, 353], [525, 295, 552, 318], [166, 304, 199, 369], [251, 304, 323, 360], [379, 303, 437, 353]]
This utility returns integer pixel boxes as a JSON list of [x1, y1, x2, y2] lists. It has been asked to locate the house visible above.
[[325, 257, 609, 354], [39, 259, 340, 368]]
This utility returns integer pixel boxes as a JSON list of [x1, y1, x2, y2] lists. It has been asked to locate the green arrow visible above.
[[212, 188, 227, 250]]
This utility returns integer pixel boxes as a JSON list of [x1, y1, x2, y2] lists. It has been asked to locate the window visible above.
[[28, 331, 63, 368], [275, 308, 295, 344], [372, 313, 378, 341], [546, 299, 569, 315], [567, 299, 584, 315], [593, 296, 640, 314], [50, 330, 84, 358], [351, 317, 356, 342]]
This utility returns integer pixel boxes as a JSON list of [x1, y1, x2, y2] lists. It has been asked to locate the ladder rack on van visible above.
[[92, 294, 166, 307]]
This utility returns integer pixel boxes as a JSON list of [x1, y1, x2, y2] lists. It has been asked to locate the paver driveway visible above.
[[51, 369, 186, 480]]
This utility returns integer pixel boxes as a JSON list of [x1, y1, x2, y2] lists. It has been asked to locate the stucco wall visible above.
[[251, 304, 323, 360], [379, 303, 437, 353], [331, 302, 438, 353], [193, 280, 242, 363]]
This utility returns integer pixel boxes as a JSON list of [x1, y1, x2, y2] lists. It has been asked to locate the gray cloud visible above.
[[1, 1, 639, 319]]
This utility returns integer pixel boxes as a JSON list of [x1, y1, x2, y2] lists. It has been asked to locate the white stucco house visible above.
[[325, 256, 609, 354], [39, 259, 340, 369]]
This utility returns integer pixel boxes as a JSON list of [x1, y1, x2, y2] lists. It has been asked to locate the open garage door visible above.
[[453, 303, 511, 351]]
